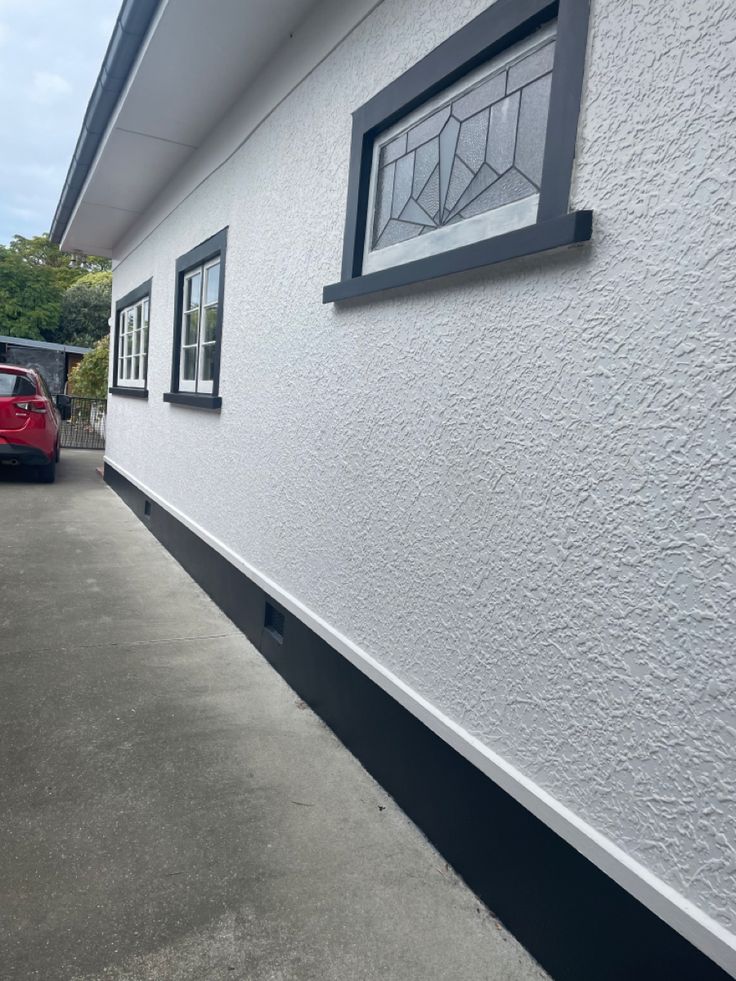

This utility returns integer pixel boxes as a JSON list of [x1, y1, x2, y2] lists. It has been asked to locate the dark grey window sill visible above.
[[323, 211, 593, 303], [163, 392, 222, 410], [109, 386, 149, 399]]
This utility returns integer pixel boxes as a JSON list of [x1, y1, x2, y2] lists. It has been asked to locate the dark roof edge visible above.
[[0, 334, 91, 355], [49, 0, 160, 247]]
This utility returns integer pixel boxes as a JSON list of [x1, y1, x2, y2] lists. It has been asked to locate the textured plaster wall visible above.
[[108, 0, 736, 933]]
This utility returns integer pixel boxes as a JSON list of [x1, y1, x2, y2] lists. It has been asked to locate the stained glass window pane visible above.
[[373, 161, 395, 241], [391, 153, 414, 218], [376, 218, 424, 250], [513, 73, 552, 187], [452, 72, 505, 121], [380, 133, 407, 167], [413, 139, 438, 197], [507, 40, 555, 93], [456, 109, 489, 172], [406, 106, 450, 152], [487, 91, 520, 174], [462, 169, 536, 218], [368, 28, 555, 260], [417, 166, 439, 218]]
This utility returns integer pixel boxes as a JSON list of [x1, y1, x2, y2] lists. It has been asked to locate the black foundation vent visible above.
[[264, 602, 284, 642]]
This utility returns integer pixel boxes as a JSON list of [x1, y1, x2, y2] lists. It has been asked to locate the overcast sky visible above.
[[0, 0, 120, 246]]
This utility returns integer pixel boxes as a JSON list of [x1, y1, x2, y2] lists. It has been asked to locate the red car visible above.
[[0, 365, 63, 483]]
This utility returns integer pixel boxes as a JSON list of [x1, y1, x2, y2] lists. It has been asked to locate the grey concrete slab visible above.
[[0, 450, 548, 981]]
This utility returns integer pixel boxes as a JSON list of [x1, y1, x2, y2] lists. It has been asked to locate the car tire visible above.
[[38, 458, 56, 483]]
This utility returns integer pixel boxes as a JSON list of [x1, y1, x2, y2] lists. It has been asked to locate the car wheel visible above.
[[38, 457, 56, 483]]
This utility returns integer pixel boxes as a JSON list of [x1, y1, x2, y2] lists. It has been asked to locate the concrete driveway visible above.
[[0, 450, 548, 981]]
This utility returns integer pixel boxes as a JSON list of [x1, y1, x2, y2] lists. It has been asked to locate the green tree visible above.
[[0, 234, 110, 342], [0, 249, 60, 339], [59, 270, 112, 346], [7, 233, 109, 277], [68, 335, 109, 398]]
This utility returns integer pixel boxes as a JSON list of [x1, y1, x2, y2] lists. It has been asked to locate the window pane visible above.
[[126, 308, 135, 331], [118, 357, 125, 380], [513, 72, 552, 187], [182, 347, 197, 380], [132, 356, 139, 380], [200, 343, 214, 382], [507, 39, 555, 93], [367, 29, 554, 264], [203, 305, 217, 343], [124, 331, 132, 356], [205, 262, 220, 305], [142, 299, 149, 328], [184, 309, 199, 346], [186, 272, 201, 310], [141, 325, 148, 357], [132, 330, 140, 355]]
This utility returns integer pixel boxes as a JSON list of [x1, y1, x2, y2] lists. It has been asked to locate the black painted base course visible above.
[[105, 462, 731, 981]]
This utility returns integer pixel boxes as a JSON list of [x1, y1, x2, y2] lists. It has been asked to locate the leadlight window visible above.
[[363, 25, 556, 274], [117, 296, 149, 388], [324, 0, 592, 303], [179, 258, 220, 394]]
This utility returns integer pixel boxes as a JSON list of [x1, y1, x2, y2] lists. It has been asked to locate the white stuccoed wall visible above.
[[106, 0, 736, 955]]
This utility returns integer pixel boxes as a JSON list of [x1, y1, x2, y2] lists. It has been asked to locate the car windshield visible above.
[[0, 371, 35, 396]]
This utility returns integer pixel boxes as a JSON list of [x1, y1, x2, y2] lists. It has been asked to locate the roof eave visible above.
[[49, 0, 160, 247]]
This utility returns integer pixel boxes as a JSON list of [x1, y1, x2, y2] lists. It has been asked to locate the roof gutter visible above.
[[49, 0, 160, 247]]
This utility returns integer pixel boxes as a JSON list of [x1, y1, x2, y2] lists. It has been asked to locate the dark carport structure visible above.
[[0, 334, 90, 394]]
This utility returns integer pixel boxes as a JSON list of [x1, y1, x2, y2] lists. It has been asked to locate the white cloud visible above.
[[0, 0, 120, 243], [28, 70, 72, 105]]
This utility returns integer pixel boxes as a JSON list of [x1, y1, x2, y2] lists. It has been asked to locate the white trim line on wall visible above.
[[105, 453, 736, 979]]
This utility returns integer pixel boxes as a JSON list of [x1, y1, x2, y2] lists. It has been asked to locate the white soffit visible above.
[[61, 0, 317, 255]]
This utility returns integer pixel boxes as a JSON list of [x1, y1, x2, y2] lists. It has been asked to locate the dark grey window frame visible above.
[[323, 0, 592, 303], [164, 227, 228, 411], [110, 278, 151, 398]]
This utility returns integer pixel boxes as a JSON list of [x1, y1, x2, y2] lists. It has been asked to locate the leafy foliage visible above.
[[0, 234, 110, 343], [59, 270, 112, 347], [67, 335, 110, 398]]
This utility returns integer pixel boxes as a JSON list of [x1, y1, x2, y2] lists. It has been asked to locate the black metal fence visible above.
[[58, 395, 107, 450]]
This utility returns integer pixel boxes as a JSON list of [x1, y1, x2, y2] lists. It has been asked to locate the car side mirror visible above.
[[56, 394, 72, 421]]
